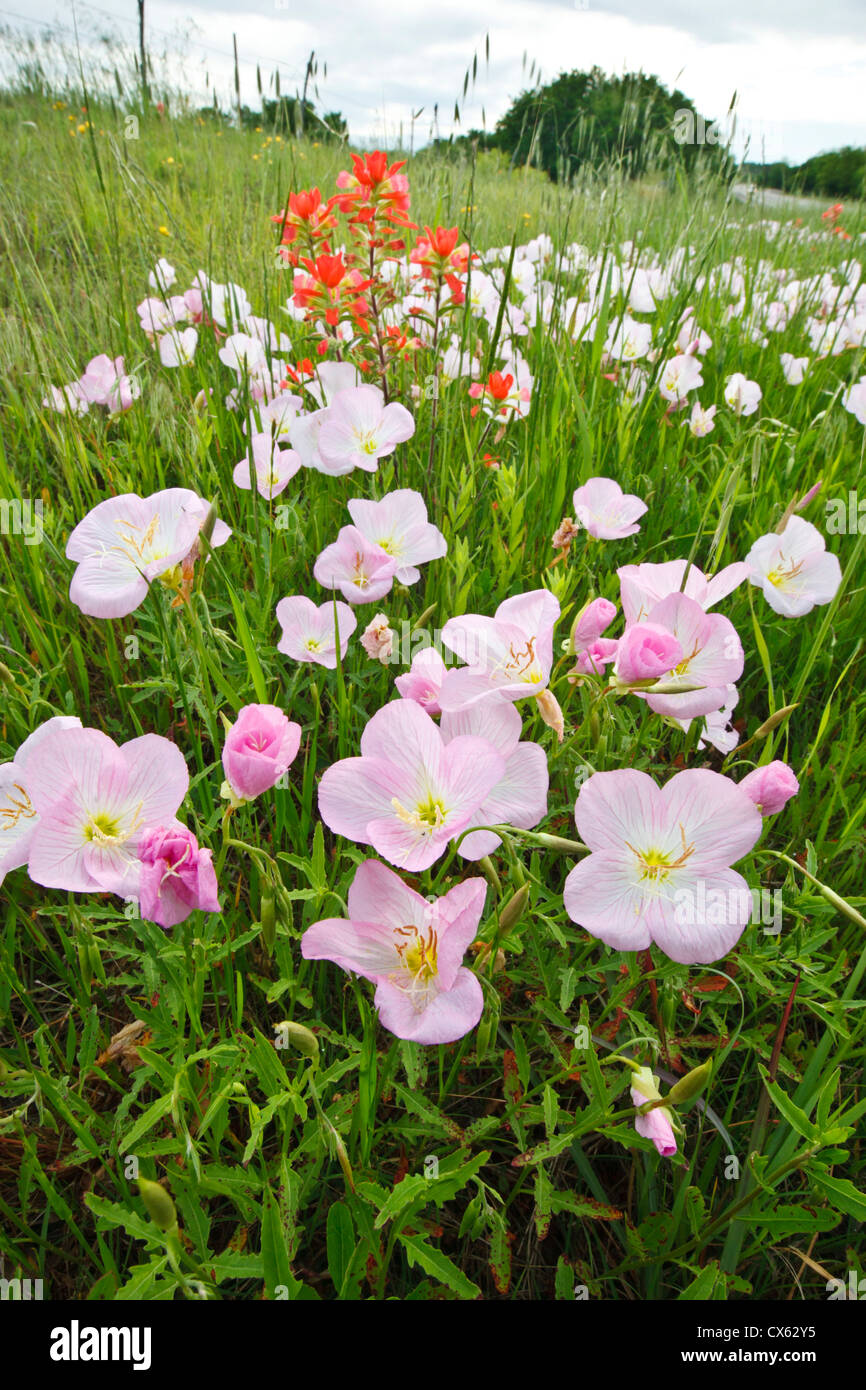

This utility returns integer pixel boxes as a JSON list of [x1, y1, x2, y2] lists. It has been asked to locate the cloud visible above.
[[15, 0, 866, 162]]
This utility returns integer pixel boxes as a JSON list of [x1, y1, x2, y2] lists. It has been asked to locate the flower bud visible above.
[[498, 882, 530, 935], [138, 1177, 178, 1233], [738, 760, 799, 816], [752, 704, 798, 739], [276, 1020, 320, 1064], [260, 883, 276, 954], [665, 1058, 713, 1107]]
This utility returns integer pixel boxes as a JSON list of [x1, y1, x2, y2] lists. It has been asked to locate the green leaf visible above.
[[326, 1201, 355, 1293], [738, 1204, 841, 1237], [758, 1066, 818, 1141], [678, 1261, 726, 1300], [397, 1231, 480, 1300], [808, 1170, 866, 1222]]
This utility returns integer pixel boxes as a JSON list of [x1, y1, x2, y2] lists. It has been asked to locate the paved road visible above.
[[731, 183, 823, 213]]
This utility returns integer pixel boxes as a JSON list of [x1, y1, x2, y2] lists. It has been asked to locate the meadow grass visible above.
[[0, 86, 865, 1302]]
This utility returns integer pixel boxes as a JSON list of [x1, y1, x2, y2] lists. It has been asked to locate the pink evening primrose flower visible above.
[[317, 698, 506, 871], [842, 377, 866, 424], [148, 258, 176, 292], [66, 489, 231, 619], [439, 589, 561, 712], [563, 768, 763, 964], [138, 820, 221, 929], [780, 353, 809, 386], [745, 516, 842, 617], [724, 372, 762, 416], [631, 1066, 677, 1158], [275, 595, 357, 668], [639, 593, 744, 721], [688, 401, 716, 437], [232, 432, 302, 499], [313, 525, 399, 605], [42, 381, 89, 416], [316, 385, 415, 474], [440, 700, 548, 859], [24, 727, 189, 896], [78, 354, 140, 414], [347, 489, 447, 585], [158, 327, 198, 368], [0, 716, 82, 888], [572, 477, 648, 540], [658, 353, 704, 404], [137, 296, 189, 336], [617, 559, 751, 626], [221, 704, 302, 805], [738, 760, 799, 816], [575, 638, 619, 676], [613, 623, 684, 684], [395, 646, 448, 716], [301, 859, 485, 1044], [673, 684, 740, 756]]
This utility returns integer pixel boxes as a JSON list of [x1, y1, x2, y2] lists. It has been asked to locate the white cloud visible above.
[[11, 0, 866, 163]]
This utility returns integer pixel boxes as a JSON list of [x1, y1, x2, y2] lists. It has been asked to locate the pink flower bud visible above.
[[221, 703, 302, 803], [738, 760, 799, 815], [138, 821, 221, 929], [614, 623, 683, 683], [572, 596, 617, 648], [575, 637, 619, 676]]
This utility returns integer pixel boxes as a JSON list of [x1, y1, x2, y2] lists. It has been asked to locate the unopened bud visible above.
[[498, 882, 530, 935], [261, 884, 276, 954], [532, 832, 586, 853], [665, 1059, 713, 1107], [412, 602, 438, 631], [472, 940, 506, 972], [199, 502, 218, 549], [753, 704, 798, 739], [138, 1177, 178, 1233], [276, 1020, 320, 1064], [645, 676, 707, 695]]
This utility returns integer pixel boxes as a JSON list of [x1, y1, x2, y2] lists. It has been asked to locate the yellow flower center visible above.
[[84, 812, 121, 843], [391, 795, 447, 833]]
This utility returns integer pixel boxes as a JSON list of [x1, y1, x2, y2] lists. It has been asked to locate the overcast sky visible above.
[[5, 0, 866, 164]]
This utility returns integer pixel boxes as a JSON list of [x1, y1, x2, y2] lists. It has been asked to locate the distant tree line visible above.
[[196, 96, 348, 141], [434, 68, 732, 182], [743, 147, 866, 200]]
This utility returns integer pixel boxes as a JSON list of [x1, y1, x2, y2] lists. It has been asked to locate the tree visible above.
[[491, 68, 728, 183]]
